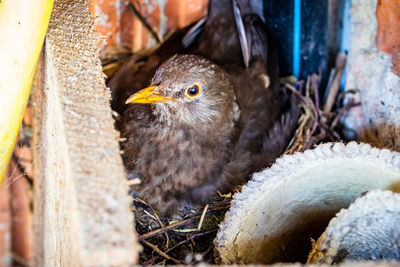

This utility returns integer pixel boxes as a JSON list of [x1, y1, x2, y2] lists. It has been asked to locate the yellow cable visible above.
[[0, 0, 54, 183]]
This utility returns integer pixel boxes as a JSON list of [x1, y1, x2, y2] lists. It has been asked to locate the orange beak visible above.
[[125, 86, 174, 104]]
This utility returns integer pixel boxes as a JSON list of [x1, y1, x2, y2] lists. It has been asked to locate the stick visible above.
[[165, 229, 218, 254], [141, 240, 182, 264], [126, 1, 161, 43], [197, 204, 209, 230], [323, 52, 347, 113], [152, 209, 170, 248], [139, 216, 201, 240]]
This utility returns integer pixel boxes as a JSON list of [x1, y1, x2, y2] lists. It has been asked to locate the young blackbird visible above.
[[111, 0, 299, 216]]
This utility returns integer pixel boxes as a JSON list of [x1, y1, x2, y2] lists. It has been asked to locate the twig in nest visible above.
[[305, 75, 311, 98], [283, 52, 351, 154], [197, 204, 209, 230], [172, 227, 199, 233], [324, 52, 347, 113], [126, 1, 161, 43], [311, 72, 321, 112], [127, 178, 141, 186], [307, 78, 320, 137], [142, 228, 218, 265], [134, 197, 148, 205], [201, 242, 215, 258], [143, 210, 158, 221], [166, 229, 218, 254], [331, 102, 361, 132], [285, 83, 317, 152], [151, 209, 170, 248], [141, 240, 183, 264], [335, 89, 361, 110], [139, 216, 201, 240]]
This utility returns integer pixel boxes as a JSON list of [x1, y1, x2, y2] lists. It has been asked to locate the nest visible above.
[[102, 42, 354, 264]]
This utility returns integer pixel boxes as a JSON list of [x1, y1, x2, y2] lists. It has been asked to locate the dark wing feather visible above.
[[223, 0, 299, 186], [182, 17, 207, 48], [232, 0, 250, 67], [189, 0, 298, 201], [191, 0, 243, 67]]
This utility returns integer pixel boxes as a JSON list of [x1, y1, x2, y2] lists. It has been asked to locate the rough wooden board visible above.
[[215, 142, 400, 264], [32, 0, 140, 266]]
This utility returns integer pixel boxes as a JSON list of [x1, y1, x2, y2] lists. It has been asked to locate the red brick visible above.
[[89, 0, 208, 53], [165, 0, 208, 29], [0, 169, 11, 267], [376, 0, 400, 76], [8, 159, 33, 266], [90, 0, 121, 48]]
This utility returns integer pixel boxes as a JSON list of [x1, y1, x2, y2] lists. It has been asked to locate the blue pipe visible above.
[[293, 0, 301, 78], [340, 0, 352, 88]]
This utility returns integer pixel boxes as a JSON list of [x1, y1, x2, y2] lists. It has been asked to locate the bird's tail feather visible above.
[[233, 0, 269, 68], [232, 0, 250, 67], [195, 0, 267, 68], [182, 17, 207, 48]]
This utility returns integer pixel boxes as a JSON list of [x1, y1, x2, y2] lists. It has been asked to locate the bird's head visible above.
[[125, 54, 239, 130]]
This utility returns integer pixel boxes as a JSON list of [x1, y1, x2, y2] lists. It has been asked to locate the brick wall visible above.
[[89, 0, 209, 53]]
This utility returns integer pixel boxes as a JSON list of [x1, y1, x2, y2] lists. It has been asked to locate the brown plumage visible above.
[[110, 0, 298, 216]]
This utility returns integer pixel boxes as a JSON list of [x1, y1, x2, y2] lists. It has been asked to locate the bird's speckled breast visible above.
[[121, 109, 235, 213]]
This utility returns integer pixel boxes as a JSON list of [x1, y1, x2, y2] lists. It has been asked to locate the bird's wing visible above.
[[189, 0, 298, 196], [182, 16, 207, 49], [228, 1, 299, 183], [191, 0, 270, 69], [232, 0, 250, 67], [191, 0, 243, 66]]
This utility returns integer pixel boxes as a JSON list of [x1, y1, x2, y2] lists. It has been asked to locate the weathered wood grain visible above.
[[32, 0, 140, 266]]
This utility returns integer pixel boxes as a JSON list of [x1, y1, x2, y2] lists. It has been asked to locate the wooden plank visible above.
[[32, 0, 140, 266]]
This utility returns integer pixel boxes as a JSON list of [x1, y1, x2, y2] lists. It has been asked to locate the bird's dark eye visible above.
[[186, 84, 201, 98]]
